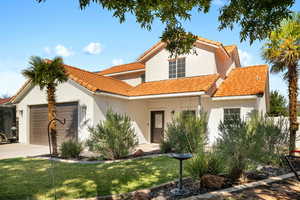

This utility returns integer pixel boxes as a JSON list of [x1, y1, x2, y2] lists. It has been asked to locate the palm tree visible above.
[[22, 56, 68, 155], [262, 13, 300, 153]]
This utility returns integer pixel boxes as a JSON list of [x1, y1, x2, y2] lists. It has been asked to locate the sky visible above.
[[0, 0, 299, 98]]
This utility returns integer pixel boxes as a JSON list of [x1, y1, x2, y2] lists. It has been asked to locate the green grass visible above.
[[0, 156, 185, 200]]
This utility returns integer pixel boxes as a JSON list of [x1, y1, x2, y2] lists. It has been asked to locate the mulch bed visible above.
[[148, 167, 291, 200]]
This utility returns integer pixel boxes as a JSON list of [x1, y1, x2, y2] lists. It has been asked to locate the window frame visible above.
[[168, 57, 186, 79], [223, 108, 241, 123]]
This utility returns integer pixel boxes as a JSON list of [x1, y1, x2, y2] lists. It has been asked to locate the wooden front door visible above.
[[151, 111, 164, 143]]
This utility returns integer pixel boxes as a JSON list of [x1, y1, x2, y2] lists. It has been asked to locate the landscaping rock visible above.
[[201, 174, 225, 189], [133, 189, 151, 200], [133, 149, 144, 157]]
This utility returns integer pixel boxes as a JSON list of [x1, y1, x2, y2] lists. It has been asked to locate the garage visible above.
[[29, 102, 78, 146]]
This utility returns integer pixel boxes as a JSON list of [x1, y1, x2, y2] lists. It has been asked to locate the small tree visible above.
[[22, 56, 67, 155], [86, 109, 138, 160], [268, 90, 288, 116]]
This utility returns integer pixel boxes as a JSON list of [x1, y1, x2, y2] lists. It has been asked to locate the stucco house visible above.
[[11, 37, 269, 146]]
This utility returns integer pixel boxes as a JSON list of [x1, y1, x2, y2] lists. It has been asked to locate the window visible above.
[[182, 110, 196, 120], [141, 74, 145, 83], [169, 58, 185, 78], [224, 108, 240, 123]]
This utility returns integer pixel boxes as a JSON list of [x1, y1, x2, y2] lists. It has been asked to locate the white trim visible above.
[[96, 92, 129, 100], [103, 69, 145, 77], [195, 40, 219, 48], [11, 82, 33, 104], [96, 91, 205, 100], [212, 95, 257, 101], [131, 92, 204, 99]]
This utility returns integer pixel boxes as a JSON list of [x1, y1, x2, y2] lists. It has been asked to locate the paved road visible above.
[[0, 143, 49, 159]]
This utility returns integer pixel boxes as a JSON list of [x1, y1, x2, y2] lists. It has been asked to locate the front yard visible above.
[[0, 156, 181, 200]]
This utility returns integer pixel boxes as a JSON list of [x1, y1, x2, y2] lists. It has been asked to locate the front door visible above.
[[151, 111, 164, 143]]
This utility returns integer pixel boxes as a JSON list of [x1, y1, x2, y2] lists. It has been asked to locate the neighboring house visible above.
[[11, 37, 269, 146], [0, 98, 16, 137]]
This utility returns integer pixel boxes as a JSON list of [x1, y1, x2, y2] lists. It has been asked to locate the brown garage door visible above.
[[30, 102, 78, 146]]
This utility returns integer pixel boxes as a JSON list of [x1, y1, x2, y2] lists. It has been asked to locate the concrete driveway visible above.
[[0, 143, 49, 160]]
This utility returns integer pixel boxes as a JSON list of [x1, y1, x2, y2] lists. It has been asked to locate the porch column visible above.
[[197, 96, 202, 116]]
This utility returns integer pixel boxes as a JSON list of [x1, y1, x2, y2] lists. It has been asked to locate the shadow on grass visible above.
[[0, 156, 181, 200]]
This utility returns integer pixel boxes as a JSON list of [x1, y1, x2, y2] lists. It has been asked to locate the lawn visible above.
[[0, 156, 183, 200]]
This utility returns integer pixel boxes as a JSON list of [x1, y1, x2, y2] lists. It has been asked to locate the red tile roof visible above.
[[98, 62, 145, 75], [128, 74, 219, 96], [0, 98, 11, 104], [64, 64, 133, 96], [214, 65, 268, 97], [224, 45, 237, 54]]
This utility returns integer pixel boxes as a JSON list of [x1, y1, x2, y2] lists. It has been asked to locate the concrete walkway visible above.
[[0, 143, 49, 159], [0, 143, 160, 160]]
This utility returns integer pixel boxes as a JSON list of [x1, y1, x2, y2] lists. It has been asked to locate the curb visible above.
[[183, 171, 299, 200]]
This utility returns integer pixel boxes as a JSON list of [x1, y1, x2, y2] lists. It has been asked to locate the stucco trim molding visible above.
[[212, 95, 258, 101], [103, 69, 145, 77], [96, 91, 205, 100]]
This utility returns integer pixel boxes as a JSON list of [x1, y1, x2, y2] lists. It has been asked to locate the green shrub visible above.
[[216, 112, 289, 180], [248, 112, 289, 166], [217, 116, 253, 180], [186, 150, 226, 179], [60, 140, 83, 159], [159, 140, 172, 153], [186, 151, 209, 179], [86, 109, 138, 160], [160, 112, 207, 153]]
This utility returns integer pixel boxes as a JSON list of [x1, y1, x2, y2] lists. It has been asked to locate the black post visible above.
[[179, 159, 183, 190]]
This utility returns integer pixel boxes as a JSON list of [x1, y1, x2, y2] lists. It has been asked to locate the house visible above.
[[11, 37, 269, 146], [0, 97, 17, 140]]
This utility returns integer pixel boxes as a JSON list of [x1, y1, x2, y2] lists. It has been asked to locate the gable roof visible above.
[[128, 74, 219, 96], [137, 36, 228, 63], [0, 98, 11, 105], [98, 62, 145, 76], [214, 65, 268, 97], [64, 64, 133, 96], [224, 45, 237, 54]]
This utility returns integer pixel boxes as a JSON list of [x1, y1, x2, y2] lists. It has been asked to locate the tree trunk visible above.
[[288, 64, 298, 154], [47, 84, 58, 155]]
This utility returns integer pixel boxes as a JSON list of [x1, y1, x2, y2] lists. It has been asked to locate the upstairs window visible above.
[[223, 108, 240, 123], [169, 58, 186, 79], [141, 74, 145, 83]]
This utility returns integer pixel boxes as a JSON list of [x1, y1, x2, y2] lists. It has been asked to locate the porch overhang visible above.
[[211, 95, 258, 101], [95, 91, 205, 100]]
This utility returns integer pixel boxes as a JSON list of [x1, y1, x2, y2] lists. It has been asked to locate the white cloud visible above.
[[83, 42, 102, 55], [238, 49, 253, 66], [44, 47, 52, 55], [212, 0, 225, 7], [112, 58, 124, 66], [0, 71, 26, 97], [55, 45, 74, 57]]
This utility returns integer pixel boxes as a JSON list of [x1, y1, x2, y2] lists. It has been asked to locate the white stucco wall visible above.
[[111, 73, 143, 87], [121, 76, 142, 86], [17, 80, 94, 144], [201, 96, 259, 145], [145, 48, 217, 82], [92, 95, 149, 144]]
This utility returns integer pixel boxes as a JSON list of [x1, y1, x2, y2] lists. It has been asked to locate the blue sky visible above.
[[0, 0, 299, 97]]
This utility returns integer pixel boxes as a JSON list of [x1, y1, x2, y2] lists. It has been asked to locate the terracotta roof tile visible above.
[[0, 98, 11, 104], [64, 64, 133, 96], [98, 62, 145, 75], [128, 74, 219, 96], [224, 45, 237, 54], [214, 65, 268, 97]]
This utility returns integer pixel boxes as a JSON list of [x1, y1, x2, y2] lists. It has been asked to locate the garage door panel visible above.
[[30, 102, 78, 146]]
